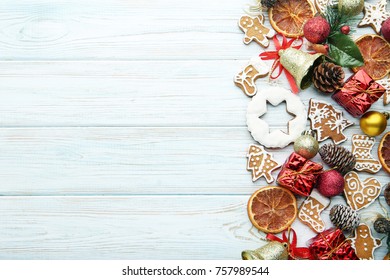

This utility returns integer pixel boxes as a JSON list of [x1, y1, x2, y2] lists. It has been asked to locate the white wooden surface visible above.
[[0, 0, 388, 259]]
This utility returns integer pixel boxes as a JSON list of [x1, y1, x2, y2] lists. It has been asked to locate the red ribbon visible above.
[[266, 228, 313, 260], [259, 34, 303, 94]]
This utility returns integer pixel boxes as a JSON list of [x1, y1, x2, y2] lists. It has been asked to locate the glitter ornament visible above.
[[293, 130, 319, 159], [316, 170, 344, 197], [242, 241, 288, 260], [303, 16, 331, 43], [359, 111, 389, 137], [338, 0, 364, 16], [340, 25, 350, 34]]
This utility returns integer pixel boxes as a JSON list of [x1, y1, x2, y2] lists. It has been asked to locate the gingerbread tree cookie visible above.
[[298, 189, 330, 233], [350, 223, 381, 260], [308, 99, 354, 145], [246, 144, 281, 183], [238, 15, 275, 47], [352, 134, 381, 173], [344, 171, 382, 211], [358, 0, 390, 34], [234, 56, 269, 97]]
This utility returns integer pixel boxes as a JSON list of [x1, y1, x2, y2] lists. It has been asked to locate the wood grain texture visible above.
[[0, 127, 387, 196], [0, 195, 387, 259]]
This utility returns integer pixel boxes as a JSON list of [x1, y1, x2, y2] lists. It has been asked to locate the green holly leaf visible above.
[[327, 32, 364, 68]]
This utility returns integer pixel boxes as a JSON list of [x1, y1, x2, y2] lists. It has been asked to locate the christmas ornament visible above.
[[351, 134, 381, 173], [242, 241, 288, 260], [382, 18, 390, 42], [377, 76, 390, 105], [312, 62, 345, 93], [359, 111, 389, 136], [344, 171, 382, 211], [238, 15, 275, 47], [332, 70, 385, 117], [350, 223, 381, 260], [353, 35, 390, 80], [385, 183, 390, 206], [246, 144, 281, 183], [308, 99, 354, 145], [246, 87, 307, 148], [319, 144, 356, 174], [338, 0, 364, 16], [358, 0, 390, 34], [340, 25, 350, 34], [279, 48, 324, 90], [374, 217, 390, 234], [293, 130, 319, 159], [303, 16, 331, 44], [378, 132, 390, 175], [316, 170, 344, 197], [330, 204, 360, 232]]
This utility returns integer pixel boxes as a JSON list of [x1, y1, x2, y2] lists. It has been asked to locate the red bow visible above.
[[259, 34, 303, 94], [266, 228, 313, 260]]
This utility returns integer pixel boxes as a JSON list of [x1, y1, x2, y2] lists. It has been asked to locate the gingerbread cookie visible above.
[[344, 171, 382, 211], [377, 76, 390, 105], [246, 144, 281, 183], [358, 0, 390, 34], [350, 223, 381, 260], [238, 15, 275, 47], [298, 189, 330, 233], [234, 56, 269, 97], [314, 0, 333, 14], [308, 99, 354, 145], [246, 86, 307, 148], [352, 134, 381, 173]]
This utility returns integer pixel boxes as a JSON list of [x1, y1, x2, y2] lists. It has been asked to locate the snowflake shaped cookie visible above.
[[246, 144, 281, 183], [377, 76, 390, 105], [308, 99, 353, 145], [358, 0, 390, 34]]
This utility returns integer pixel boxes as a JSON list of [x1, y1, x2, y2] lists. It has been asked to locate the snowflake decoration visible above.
[[358, 0, 390, 34]]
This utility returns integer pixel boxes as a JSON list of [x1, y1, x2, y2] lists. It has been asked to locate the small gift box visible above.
[[308, 228, 359, 260], [277, 152, 323, 196], [332, 69, 385, 117]]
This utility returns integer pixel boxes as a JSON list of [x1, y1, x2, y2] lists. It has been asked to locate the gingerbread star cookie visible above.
[[246, 144, 281, 183], [358, 0, 390, 34], [350, 223, 381, 260], [314, 0, 333, 14], [352, 134, 381, 173], [298, 189, 330, 233], [308, 99, 354, 145], [238, 15, 275, 47], [344, 171, 382, 211], [234, 56, 269, 97], [377, 76, 390, 105]]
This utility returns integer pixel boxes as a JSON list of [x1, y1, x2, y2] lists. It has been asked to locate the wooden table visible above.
[[0, 0, 388, 259]]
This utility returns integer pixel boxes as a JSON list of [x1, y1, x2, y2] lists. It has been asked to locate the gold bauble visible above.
[[359, 111, 388, 137], [338, 0, 364, 16]]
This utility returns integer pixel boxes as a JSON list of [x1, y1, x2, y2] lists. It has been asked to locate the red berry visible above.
[[303, 17, 331, 44], [381, 18, 390, 42], [340, 25, 350, 35]]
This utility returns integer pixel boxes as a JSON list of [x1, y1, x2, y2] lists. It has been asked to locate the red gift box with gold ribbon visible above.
[[332, 69, 385, 117], [277, 152, 323, 197]]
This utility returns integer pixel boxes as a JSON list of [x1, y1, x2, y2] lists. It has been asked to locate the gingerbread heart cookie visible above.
[[246, 144, 281, 183], [350, 223, 381, 260], [352, 134, 381, 173], [344, 171, 382, 211], [238, 15, 275, 47]]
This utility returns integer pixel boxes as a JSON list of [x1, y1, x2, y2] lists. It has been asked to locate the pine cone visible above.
[[319, 144, 356, 174], [330, 204, 360, 232], [374, 217, 390, 234], [312, 62, 345, 93], [261, 0, 277, 8]]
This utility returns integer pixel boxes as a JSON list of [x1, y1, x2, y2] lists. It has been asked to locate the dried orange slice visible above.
[[269, 0, 315, 38], [378, 131, 390, 174], [353, 35, 390, 80], [247, 186, 297, 233]]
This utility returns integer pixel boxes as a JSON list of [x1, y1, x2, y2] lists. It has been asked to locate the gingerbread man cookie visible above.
[[298, 189, 330, 233], [308, 99, 354, 145], [246, 144, 281, 183], [350, 223, 381, 260], [234, 56, 269, 97], [246, 86, 307, 148], [238, 15, 275, 47], [352, 134, 381, 173], [344, 171, 382, 211], [358, 0, 390, 34]]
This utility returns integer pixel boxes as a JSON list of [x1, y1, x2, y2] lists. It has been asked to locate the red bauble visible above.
[[381, 18, 390, 42], [316, 170, 344, 197], [340, 25, 350, 35], [303, 17, 331, 43]]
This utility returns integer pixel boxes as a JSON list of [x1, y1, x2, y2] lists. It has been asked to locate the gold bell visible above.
[[241, 241, 289, 260], [279, 48, 324, 90]]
